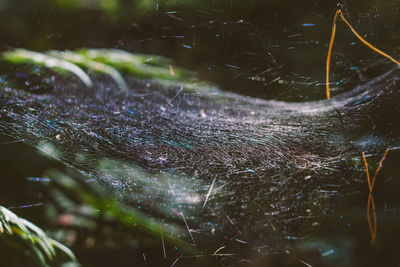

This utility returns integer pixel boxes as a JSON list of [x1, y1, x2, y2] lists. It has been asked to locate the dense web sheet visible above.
[[1, 64, 400, 260]]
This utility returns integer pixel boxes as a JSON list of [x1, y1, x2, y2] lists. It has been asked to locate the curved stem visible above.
[[326, 9, 340, 100]]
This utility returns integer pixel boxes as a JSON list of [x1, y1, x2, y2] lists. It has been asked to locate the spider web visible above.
[[0, 64, 399, 263], [1, 0, 400, 265]]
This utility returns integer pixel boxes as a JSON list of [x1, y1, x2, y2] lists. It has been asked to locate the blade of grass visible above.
[[49, 50, 128, 91], [0, 205, 77, 263], [50, 239, 77, 261], [2, 49, 93, 88]]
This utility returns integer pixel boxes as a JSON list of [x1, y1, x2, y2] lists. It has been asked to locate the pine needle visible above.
[[326, 8, 400, 99], [362, 148, 390, 244]]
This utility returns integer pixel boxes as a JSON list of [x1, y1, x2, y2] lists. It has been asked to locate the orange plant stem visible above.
[[370, 148, 390, 191], [326, 9, 340, 100], [339, 12, 400, 66], [362, 148, 390, 244], [326, 8, 400, 100], [362, 152, 372, 191]]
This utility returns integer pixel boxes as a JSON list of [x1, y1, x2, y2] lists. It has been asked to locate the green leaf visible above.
[[49, 50, 128, 91], [2, 49, 93, 88], [0, 205, 77, 265]]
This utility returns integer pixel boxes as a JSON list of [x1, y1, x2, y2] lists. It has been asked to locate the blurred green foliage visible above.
[[0, 135, 196, 266], [0, 205, 76, 266], [1, 48, 214, 93]]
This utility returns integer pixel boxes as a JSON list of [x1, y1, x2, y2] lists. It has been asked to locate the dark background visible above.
[[1, 0, 400, 100]]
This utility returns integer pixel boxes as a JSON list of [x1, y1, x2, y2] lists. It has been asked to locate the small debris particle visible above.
[[199, 109, 207, 118], [321, 249, 335, 257]]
